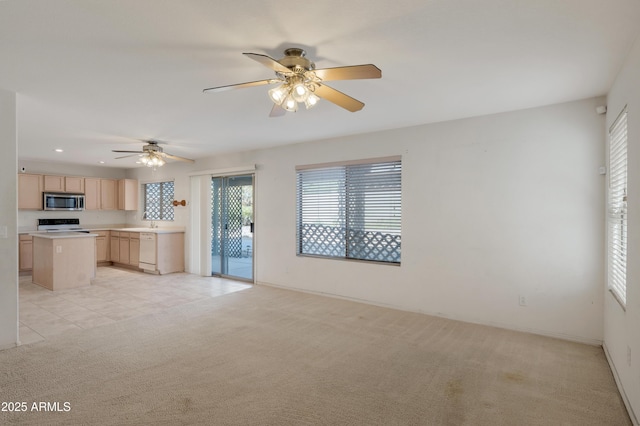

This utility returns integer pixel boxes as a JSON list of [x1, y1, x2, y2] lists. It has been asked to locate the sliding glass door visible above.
[[211, 174, 254, 281]]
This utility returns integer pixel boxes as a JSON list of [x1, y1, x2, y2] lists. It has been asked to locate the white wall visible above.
[[0, 89, 18, 349], [124, 161, 193, 227], [17, 159, 127, 230], [605, 34, 640, 423], [132, 97, 606, 345], [254, 97, 606, 344]]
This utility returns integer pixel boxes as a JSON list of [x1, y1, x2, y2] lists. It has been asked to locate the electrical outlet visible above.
[[519, 295, 527, 306], [56, 245, 62, 254], [628, 346, 632, 367]]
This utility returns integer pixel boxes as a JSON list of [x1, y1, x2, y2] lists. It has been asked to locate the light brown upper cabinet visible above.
[[100, 179, 118, 210], [44, 175, 85, 193], [65, 176, 84, 193], [85, 178, 124, 210], [118, 179, 138, 211], [84, 178, 101, 210], [18, 173, 43, 210], [43, 175, 64, 192]]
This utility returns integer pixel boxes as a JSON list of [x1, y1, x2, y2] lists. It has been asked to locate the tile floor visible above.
[[19, 266, 251, 345]]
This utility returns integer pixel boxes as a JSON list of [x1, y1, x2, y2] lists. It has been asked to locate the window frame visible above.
[[142, 180, 175, 222], [607, 106, 628, 308], [296, 156, 402, 265]]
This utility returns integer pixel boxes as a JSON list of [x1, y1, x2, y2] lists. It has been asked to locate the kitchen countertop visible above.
[[109, 227, 185, 234], [20, 226, 185, 235], [30, 232, 98, 239]]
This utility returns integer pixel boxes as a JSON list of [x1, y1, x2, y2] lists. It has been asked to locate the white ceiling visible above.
[[1, 0, 639, 168]]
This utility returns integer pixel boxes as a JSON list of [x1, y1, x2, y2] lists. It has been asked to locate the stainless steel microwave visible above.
[[43, 193, 85, 211]]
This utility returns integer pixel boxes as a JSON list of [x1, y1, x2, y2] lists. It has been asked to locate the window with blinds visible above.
[[607, 107, 628, 306], [296, 157, 401, 264], [143, 181, 175, 221]]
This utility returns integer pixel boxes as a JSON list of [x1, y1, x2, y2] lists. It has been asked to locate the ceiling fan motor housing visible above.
[[144, 141, 162, 153], [278, 48, 315, 72]]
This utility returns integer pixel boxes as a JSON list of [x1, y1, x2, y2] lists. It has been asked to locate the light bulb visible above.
[[292, 82, 308, 102], [304, 93, 319, 109], [282, 94, 298, 112], [268, 84, 288, 105]]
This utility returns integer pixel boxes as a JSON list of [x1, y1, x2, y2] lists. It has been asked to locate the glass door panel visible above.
[[211, 174, 254, 281]]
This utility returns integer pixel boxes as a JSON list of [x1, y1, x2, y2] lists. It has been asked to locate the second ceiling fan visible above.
[[203, 48, 382, 116], [113, 141, 194, 168]]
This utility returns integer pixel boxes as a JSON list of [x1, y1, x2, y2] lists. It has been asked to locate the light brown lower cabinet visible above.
[[129, 234, 140, 266], [110, 231, 120, 262], [95, 231, 110, 263], [19, 234, 33, 271], [20, 230, 147, 272], [110, 231, 140, 267], [119, 233, 130, 263]]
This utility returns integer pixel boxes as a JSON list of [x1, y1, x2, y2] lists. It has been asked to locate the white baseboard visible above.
[[0, 341, 18, 351], [256, 280, 603, 346], [603, 343, 639, 426]]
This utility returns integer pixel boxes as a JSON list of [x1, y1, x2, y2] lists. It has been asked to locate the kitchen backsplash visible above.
[[18, 209, 127, 231]]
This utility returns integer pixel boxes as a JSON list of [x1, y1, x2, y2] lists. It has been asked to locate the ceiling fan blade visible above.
[[112, 150, 144, 153], [269, 103, 286, 118], [313, 64, 382, 81], [313, 84, 365, 112], [115, 154, 142, 159], [243, 52, 291, 74], [203, 79, 278, 93], [163, 153, 195, 163]]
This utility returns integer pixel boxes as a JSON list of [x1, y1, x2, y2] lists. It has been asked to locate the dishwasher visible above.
[[139, 232, 157, 271]]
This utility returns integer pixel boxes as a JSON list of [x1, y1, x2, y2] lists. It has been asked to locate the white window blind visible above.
[[296, 157, 401, 264], [608, 107, 628, 306]]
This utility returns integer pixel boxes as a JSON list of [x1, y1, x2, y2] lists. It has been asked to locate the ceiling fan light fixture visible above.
[[292, 82, 308, 102], [139, 152, 165, 168], [268, 84, 288, 105], [150, 155, 165, 167], [282, 94, 298, 112], [304, 93, 320, 109]]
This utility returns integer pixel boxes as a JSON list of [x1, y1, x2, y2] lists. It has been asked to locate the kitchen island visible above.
[[31, 232, 97, 291]]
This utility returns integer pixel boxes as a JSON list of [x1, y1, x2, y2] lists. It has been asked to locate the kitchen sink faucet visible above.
[[143, 211, 157, 228]]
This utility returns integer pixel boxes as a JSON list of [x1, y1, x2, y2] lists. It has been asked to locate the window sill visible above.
[[296, 253, 401, 267]]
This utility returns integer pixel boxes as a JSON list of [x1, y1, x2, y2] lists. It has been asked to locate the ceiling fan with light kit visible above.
[[112, 140, 194, 168], [203, 48, 382, 116]]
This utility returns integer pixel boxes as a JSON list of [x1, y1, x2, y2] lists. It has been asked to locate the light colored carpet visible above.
[[0, 284, 631, 425]]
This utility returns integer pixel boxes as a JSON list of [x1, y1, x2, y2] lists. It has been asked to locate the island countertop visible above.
[[20, 226, 185, 235], [30, 232, 98, 239]]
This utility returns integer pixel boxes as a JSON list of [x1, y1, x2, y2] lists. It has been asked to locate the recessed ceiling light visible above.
[[54, 148, 63, 153], [98, 161, 105, 164]]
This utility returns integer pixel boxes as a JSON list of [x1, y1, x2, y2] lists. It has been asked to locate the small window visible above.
[[143, 181, 175, 221], [296, 157, 401, 264], [607, 107, 628, 307]]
